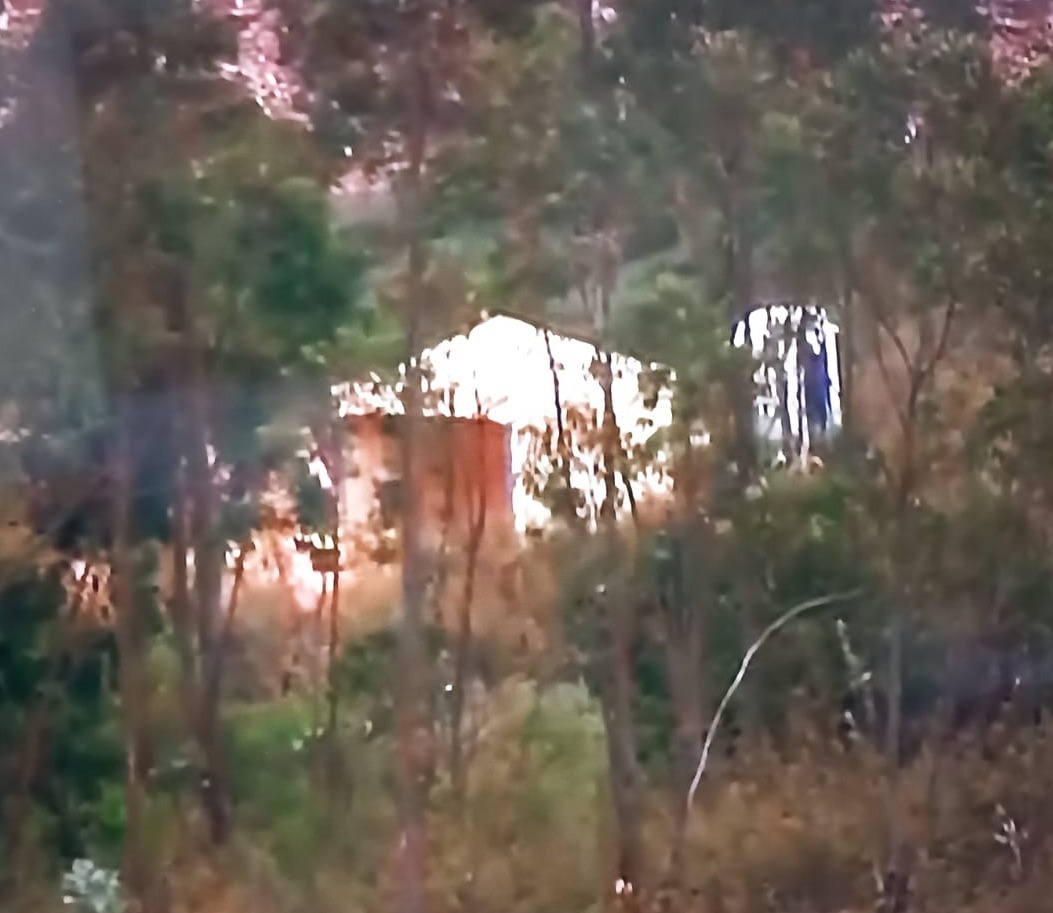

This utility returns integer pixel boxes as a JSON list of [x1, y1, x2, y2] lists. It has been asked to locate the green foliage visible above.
[[618, 0, 880, 68], [0, 564, 124, 873], [428, 677, 607, 913], [197, 166, 367, 374], [333, 624, 450, 743], [737, 470, 876, 609], [225, 697, 353, 883], [226, 698, 315, 816]]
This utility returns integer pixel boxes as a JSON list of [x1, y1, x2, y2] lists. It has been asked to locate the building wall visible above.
[[395, 313, 676, 530], [733, 305, 843, 457], [341, 413, 515, 552], [325, 412, 535, 640]]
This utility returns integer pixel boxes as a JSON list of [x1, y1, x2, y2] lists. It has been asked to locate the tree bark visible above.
[[395, 14, 432, 913], [600, 588, 646, 912], [449, 419, 487, 804], [724, 178, 759, 478], [179, 292, 232, 845], [167, 420, 200, 735], [110, 398, 158, 913], [596, 353, 646, 910], [839, 258, 857, 443], [664, 524, 705, 887], [321, 419, 345, 785]]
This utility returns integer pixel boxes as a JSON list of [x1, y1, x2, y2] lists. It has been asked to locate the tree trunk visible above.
[[395, 16, 432, 913], [449, 420, 487, 804], [181, 321, 232, 846], [576, 0, 595, 77], [839, 261, 857, 443], [325, 557, 341, 780], [396, 261, 429, 913], [168, 446, 200, 735], [775, 356, 797, 460], [324, 419, 345, 785], [881, 464, 919, 913], [572, 5, 646, 905], [601, 602, 646, 912], [734, 560, 764, 733], [665, 596, 704, 884], [161, 251, 232, 844], [596, 353, 646, 910], [666, 634, 703, 885], [543, 327, 575, 502], [722, 169, 759, 478], [203, 547, 245, 754], [657, 503, 707, 889], [110, 399, 158, 913]]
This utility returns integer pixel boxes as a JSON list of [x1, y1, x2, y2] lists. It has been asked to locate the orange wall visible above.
[[341, 413, 514, 550]]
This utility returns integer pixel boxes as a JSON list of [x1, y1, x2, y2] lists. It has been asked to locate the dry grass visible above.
[[12, 710, 1053, 913]]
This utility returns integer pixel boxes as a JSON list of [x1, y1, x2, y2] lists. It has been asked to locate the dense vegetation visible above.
[[5, 2, 1053, 912]]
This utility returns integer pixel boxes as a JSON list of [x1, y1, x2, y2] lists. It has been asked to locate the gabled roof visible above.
[[333, 312, 673, 450]]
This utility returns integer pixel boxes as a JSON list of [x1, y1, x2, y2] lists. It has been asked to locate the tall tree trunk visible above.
[[664, 524, 705, 888], [449, 420, 487, 804], [312, 572, 330, 707], [543, 327, 575, 501], [572, 5, 646, 905], [874, 295, 953, 913], [167, 413, 200, 736], [323, 420, 345, 785], [396, 254, 429, 913], [721, 166, 759, 478], [881, 517, 911, 913], [110, 399, 158, 913], [179, 291, 232, 845], [204, 547, 245, 754], [839, 258, 857, 443], [721, 163, 763, 735], [770, 313, 796, 459], [577, 0, 596, 76], [596, 353, 646, 911], [600, 587, 646, 911], [660, 433, 707, 888], [163, 256, 231, 843], [187, 445, 230, 843], [395, 16, 431, 913], [666, 631, 703, 883], [307, 414, 345, 770], [325, 555, 341, 780], [881, 429, 920, 913]]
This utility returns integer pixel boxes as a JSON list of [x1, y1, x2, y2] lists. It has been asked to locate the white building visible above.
[[733, 304, 843, 457], [332, 312, 675, 532]]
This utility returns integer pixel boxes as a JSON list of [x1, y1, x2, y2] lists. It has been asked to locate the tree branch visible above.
[[685, 588, 865, 811]]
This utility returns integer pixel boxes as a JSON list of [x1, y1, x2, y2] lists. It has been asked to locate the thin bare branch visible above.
[[918, 297, 957, 387], [686, 588, 865, 811]]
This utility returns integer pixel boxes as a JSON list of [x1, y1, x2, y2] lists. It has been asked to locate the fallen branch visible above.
[[685, 588, 865, 811]]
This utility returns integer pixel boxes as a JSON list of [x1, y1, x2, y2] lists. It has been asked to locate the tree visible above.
[[16, 6, 367, 901], [263, 3, 481, 910]]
